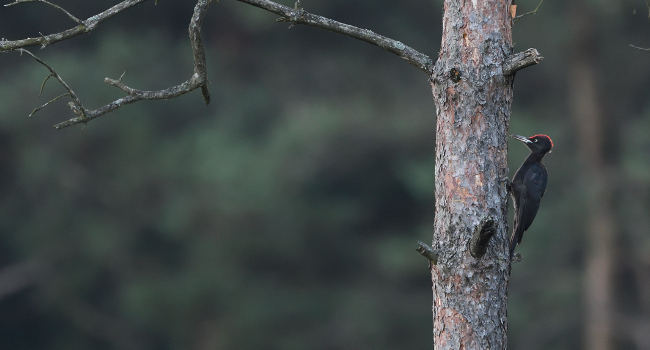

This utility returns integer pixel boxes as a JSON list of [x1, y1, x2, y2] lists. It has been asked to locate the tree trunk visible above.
[[568, 4, 615, 349], [430, 0, 513, 348]]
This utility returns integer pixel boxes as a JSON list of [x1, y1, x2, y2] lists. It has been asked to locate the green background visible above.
[[0, 0, 648, 349]]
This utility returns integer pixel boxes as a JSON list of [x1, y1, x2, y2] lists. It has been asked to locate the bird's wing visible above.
[[520, 166, 547, 231]]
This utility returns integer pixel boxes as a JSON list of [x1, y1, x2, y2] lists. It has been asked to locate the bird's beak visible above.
[[511, 134, 533, 144]]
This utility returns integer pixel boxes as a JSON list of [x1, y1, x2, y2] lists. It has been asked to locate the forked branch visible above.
[[54, 0, 211, 129], [17, 48, 86, 117], [0, 0, 147, 52], [5, 0, 434, 128], [8, 0, 212, 128]]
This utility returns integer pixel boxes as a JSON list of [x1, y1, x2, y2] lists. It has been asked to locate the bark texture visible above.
[[430, 0, 514, 348]]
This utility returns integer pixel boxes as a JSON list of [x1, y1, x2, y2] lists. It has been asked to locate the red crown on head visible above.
[[529, 134, 553, 148]]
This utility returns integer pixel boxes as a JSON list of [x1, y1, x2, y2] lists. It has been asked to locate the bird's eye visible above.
[[533, 139, 538, 142]]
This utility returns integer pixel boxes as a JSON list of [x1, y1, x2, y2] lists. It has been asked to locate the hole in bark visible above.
[[449, 68, 461, 83]]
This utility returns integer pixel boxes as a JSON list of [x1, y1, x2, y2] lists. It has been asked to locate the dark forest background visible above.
[[0, 0, 649, 349]]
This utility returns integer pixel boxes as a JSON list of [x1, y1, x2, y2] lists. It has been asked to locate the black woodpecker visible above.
[[509, 134, 553, 259]]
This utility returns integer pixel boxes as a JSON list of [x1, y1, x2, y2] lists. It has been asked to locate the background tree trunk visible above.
[[430, 0, 513, 348], [568, 3, 615, 349]]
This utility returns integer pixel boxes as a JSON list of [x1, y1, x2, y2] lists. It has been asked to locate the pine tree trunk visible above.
[[430, 1, 514, 348]]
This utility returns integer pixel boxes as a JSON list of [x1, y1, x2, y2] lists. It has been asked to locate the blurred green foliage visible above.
[[0, 0, 648, 349]]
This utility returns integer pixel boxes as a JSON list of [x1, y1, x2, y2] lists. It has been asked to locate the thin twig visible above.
[[234, 0, 434, 73], [513, 0, 544, 22], [29, 92, 70, 117], [630, 44, 650, 51], [39, 73, 53, 95], [0, 0, 147, 52], [10, 0, 431, 127], [17, 48, 86, 116], [53, 0, 212, 129], [5, 0, 82, 24]]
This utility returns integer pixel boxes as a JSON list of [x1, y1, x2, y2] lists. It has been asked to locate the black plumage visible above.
[[509, 134, 553, 259]]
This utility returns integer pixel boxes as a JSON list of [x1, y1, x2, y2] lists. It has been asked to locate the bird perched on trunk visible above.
[[508, 134, 553, 259]]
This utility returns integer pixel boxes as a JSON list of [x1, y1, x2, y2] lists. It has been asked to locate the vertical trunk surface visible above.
[[569, 4, 615, 349], [431, 0, 513, 348]]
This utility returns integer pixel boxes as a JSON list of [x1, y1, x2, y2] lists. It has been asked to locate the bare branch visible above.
[[18, 48, 86, 115], [10, 0, 429, 127], [630, 44, 650, 51], [234, 0, 434, 74], [513, 0, 544, 22], [29, 92, 70, 117], [189, 0, 211, 104], [0, 0, 147, 52], [39, 73, 53, 95], [416, 241, 438, 265], [53, 0, 212, 129], [5, 0, 82, 24], [503, 48, 543, 75]]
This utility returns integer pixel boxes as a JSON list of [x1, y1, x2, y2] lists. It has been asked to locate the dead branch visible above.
[[416, 241, 438, 265], [0, 0, 146, 51], [234, 0, 434, 73], [53, 0, 212, 129], [4, 0, 82, 24], [17, 48, 86, 116], [29, 92, 70, 118], [8, 0, 211, 128], [503, 48, 543, 75], [5, 0, 434, 128]]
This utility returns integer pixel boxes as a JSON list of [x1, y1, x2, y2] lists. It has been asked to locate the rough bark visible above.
[[430, 1, 513, 348], [4, 1, 542, 347], [568, 4, 615, 349]]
